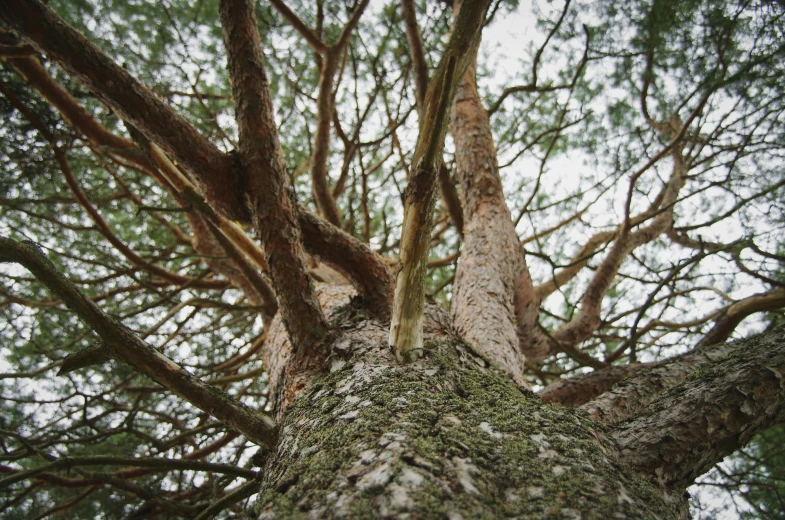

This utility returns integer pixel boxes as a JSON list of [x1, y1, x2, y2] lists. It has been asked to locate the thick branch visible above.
[[150, 141, 393, 320], [610, 326, 785, 489], [582, 333, 751, 425], [401, 0, 429, 112], [0, 33, 133, 151], [0, 456, 257, 489], [0, 238, 277, 446], [0, 0, 244, 221], [310, 51, 343, 227], [299, 211, 394, 319], [389, 0, 490, 361], [539, 363, 650, 407], [449, 48, 530, 384], [219, 0, 328, 352]]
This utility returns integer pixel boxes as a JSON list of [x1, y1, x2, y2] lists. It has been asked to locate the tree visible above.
[[0, 0, 784, 517]]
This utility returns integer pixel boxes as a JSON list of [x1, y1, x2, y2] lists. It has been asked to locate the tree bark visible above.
[[389, 0, 490, 362], [610, 326, 785, 489], [218, 0, 329, 356], [540, 363, 651, 407], [253, 299, 683, 518], [449, 51, 530, 385]]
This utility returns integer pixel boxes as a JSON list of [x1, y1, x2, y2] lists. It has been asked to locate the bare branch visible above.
[[697, 289, 785, 347], [268, 0, 328, 54], [389, 0, 491, 362], [0, 238, 277, 447], [218, 0, 329, 353], [401, 0, 429, 112], [0, 0, 243, 221]]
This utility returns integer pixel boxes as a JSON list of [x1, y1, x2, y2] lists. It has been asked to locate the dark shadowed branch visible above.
[[0, 237, 278, 447]]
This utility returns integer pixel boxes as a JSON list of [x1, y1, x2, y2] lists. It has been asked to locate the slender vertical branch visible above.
[[310, 50, 344, 226], [218, 0, 328, 354], [389, 0, 491, 361], [399, 2, 465, 235], [401, 0, 429, 112]]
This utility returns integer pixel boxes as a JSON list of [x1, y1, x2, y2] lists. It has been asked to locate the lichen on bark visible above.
[[253, 312, 676, 518]]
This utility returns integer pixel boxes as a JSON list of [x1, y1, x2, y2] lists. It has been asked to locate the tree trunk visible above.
[[252, 291, 685, 518]]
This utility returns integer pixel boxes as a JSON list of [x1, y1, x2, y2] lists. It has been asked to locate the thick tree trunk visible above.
[[252, 292, 684, 518], [449, 52, 529, 385]]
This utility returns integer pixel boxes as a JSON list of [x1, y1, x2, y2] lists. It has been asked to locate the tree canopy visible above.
[[1, 0, 785, 517]]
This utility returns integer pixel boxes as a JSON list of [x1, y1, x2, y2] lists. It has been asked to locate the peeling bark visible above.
[[611, 326, 785, 489]]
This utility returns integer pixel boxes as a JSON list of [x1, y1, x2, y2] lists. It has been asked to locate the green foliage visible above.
[[1, 0, 784, 516]]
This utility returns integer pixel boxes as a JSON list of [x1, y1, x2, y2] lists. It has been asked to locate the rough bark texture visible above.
[[389, 0, 489, 361], [219, 0, 329, 354], [611, 327, 785, 489], [1, 0, 398, 326], [449, 52, 529, 386], [581, 332, 748, 425], [540, 364, 650, 407], [299, 211, 394, 320], [252, 301, 680, 518]]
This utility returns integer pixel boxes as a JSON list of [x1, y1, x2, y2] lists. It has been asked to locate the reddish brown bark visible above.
[[449, 51, 530, 385], [218, 0, 328, 354], [1, 0, 392, 323], [539, 363, 650, 407], [581, 332, 744, 425], [552, 150, 688, 348]]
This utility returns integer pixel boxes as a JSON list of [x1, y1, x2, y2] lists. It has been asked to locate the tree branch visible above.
[[551, 150, 687, 347], [401, 0, 429, 112], [218, 0, 329, 353], [0, 0, 243, 222], [268, 0, 328, 54], [389, 0, 491, 361], [0, 238, 277, 447], [610, 326, 785, 489], [697, 289, 785, 348], [539, 363, 650, 407]]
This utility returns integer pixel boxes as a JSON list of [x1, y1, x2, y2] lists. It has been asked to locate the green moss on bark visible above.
[[255, 338, 674, 519]]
